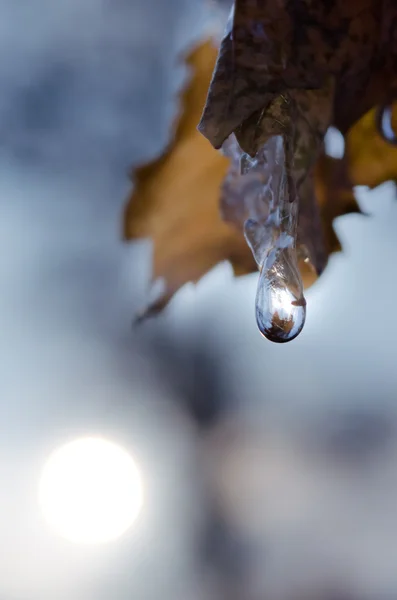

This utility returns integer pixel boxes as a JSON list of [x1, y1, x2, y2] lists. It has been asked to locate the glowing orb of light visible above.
[[38, 437, 143, 544]]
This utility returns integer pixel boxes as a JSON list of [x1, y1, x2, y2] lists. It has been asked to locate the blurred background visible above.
[[2, 0, 397, 598]]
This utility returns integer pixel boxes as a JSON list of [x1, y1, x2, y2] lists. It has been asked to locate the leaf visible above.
[[197, 2, 396, 271], [124, 41, 256, 318], [198, 0, 397, 281], [314, 152, 362, 255], [346, 103, 397, 188], [199, 0, 397, 149], [193, 0, 395, 298], [124, 39, 364, 318]]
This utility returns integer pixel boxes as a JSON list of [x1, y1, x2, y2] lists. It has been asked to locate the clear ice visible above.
[[225, 135, 306, 343]]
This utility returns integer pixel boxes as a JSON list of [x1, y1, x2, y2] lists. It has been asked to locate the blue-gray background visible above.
[[2, 1, 397, 598]]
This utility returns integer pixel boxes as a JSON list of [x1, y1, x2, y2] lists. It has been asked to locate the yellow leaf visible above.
[[347, 104, 397, 188], [124, 41, 255, 317]]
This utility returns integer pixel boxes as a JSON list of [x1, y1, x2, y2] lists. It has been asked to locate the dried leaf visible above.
[[199, 0, 397, 148], [314, 153, 362, 255], [347, 103, 397, 188], [124, 41, 256, 318], [198, 1, 396, 284], [193, 0, 396, 313]]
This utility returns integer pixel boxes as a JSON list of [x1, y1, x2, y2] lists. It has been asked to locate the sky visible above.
[[2, 0, 397, 599], [0, 1, 207, 599]]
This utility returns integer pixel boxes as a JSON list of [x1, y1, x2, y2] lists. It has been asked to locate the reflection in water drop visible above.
[[256, 247, 306, 343]]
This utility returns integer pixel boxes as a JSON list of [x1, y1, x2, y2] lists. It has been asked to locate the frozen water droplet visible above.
[[223, 133, 307, 343], [256, 246, 306, 343]]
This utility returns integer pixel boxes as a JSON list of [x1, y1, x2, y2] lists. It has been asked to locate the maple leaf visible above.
[[124, 41, 255, 318], [125, 0, 397, 325]]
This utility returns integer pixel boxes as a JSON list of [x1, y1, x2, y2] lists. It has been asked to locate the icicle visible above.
[[223, 134, 306, 343]]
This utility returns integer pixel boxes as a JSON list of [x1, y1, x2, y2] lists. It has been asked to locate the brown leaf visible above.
[[124, 41, 256, 318], [194, 0, 396, 309], [314, 152, 362, 255], [199, 0, 397, 148], [125, 38, 365, 318], [346, 103, 397, 188], [198, 0, 394, 285]]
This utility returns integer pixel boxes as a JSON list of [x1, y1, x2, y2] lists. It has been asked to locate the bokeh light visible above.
[[38, 437, 143, 544]]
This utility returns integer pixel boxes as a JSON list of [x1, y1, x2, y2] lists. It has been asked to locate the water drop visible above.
[[256, 246, 306, 343], [242, 136, 306, 343], [222, 133, 306, 343]]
